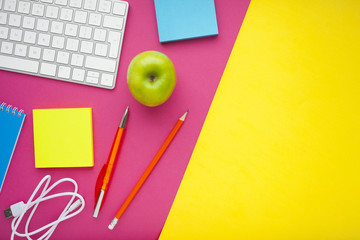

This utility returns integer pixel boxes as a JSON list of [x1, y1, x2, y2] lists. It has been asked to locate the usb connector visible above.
[[3, 201, 26, 218], [3, 208, 13, 218]]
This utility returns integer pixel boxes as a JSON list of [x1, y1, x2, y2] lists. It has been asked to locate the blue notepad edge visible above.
[[0, 108, 26, 193], [154, 0, 219, 43]]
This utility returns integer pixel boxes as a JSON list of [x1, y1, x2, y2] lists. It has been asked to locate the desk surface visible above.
[[0, 0, 250, 239]]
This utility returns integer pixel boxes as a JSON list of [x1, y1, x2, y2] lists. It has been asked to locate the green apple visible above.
[[127, 51, 176, 107]]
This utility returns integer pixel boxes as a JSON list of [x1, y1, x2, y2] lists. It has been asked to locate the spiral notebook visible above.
[[0, 103, 26, 193]]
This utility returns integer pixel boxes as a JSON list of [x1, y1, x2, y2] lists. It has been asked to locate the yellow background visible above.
[[160, 0, 360, 239]]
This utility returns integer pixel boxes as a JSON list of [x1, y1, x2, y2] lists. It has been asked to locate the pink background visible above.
[[0, 0, 250, 239]]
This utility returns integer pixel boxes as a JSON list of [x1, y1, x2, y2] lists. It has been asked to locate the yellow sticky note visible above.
[[33, 108, 94, 168], [160, 0, 360, 239]]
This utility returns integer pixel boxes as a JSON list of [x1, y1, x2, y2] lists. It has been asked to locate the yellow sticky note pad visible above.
[[33, 108, 94, 168], [160, 0, 360, 239]]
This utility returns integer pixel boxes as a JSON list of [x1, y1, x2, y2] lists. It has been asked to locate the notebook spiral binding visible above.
[[0, 102, 24, 118]]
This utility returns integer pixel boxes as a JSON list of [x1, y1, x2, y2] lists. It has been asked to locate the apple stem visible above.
[[149, 75, 156, 82]]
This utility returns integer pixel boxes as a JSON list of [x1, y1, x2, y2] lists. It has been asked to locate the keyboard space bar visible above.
[[0, 55, 39, 74]]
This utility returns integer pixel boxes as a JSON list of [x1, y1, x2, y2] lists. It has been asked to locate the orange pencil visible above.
[[93, 107, 129, 218], [108, 110, 188, 230]]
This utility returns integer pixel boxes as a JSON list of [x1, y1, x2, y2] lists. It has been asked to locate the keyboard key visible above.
[[60, 8, 73, 21], [66, 38, 79, 51], [8, 14, 21, 27], [1, 41, 13, 54], [88, 71, 99, 78], [86, 76, 99, 84], [74, 11, 87, 24], [108, 31, 122, 58], [0, 27, 9, 39], [56, 51, 70, 64], [80, 41, 93, 54], [46, 6, 59, 19], [32, 4, 45, 16], [0, 12, 7, 25], [86, 71, 99, 84], [9, 29, 22, 42], [94, 43, 107, 57], [89, 13, 102, 26], [65, 23, 78, 37], [36, 19, 50, 32], [100, 73, 114, 87], [55, 0, 68, 6], [98, 0, 111, 13], [40, 62, 57, 76], [79, 26, 92, 39], [41, 0, 54, 3], [58, 66, 71, 79], [71, 53, 84, 66], [23, 16, 35, 29], [51, 21, 64, 34], [28, 46, 42, 59], [72, 68, 85, 81], [85, 56, 116, 72], [52, 36, 65, 49], [69, 0, 82, 8], [103, 16, 123, 30], [38, 33, 51, 46], [18, 1, 31, 14], [14, 44, 27, 57], [113, 2, 126, 16], [24, 31, 36, 44], [4, 0, 17, 12], [0, 54, 39, 73], [42, 48, 56, 62], [84, 0, 97, 11], [93, 29, 106, 41]]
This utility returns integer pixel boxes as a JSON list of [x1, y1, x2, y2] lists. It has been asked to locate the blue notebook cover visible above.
[[0, 104, 26, 193], [154, 0, 219, 43]]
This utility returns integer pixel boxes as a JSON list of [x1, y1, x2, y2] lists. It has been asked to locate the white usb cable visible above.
[[3, 175, 85, 240]]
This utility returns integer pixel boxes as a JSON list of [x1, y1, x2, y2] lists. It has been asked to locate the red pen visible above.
[[93, 106, 129, 218]]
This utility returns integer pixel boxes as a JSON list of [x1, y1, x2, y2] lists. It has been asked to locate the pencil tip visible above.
[[120, 107, 129, 128], [180, 110, 188, 121]]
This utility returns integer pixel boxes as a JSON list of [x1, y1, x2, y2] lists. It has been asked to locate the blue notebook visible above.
[[154, 0, 219, 43], [0, 103, 26, 193]]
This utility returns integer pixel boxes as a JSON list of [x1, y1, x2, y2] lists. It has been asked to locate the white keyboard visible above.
[[0, 0, 128, 89]]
